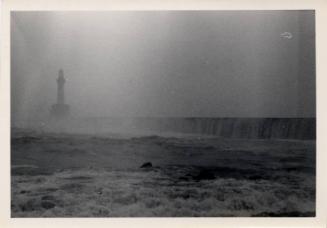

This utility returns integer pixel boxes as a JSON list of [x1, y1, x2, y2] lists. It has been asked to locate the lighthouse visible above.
[[57, 69, 65, 105], [50, 69, 70, 119]]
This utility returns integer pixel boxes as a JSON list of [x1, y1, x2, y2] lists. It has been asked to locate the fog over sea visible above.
[[11, 11, 316, 217]]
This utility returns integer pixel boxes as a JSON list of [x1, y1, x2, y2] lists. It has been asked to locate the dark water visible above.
[[11, 128, 316, 217], [13, 117, 316, 140]]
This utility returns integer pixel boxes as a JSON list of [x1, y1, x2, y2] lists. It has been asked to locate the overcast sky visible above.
[[11, 11, 315, 120]]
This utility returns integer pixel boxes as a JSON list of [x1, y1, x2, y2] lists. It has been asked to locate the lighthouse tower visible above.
[[50, 69, 70, 119], [57, 69, 65, 105]]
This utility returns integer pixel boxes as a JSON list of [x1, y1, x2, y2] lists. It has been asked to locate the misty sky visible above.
[[11, 11, 315, 120]]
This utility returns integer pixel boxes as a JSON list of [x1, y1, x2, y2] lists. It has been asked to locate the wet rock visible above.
[[140, 162, 152, 168], [96, 188, 103, 195], [41, 200, 55, 209]]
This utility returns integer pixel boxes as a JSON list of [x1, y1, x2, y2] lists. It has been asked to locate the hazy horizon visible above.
[[11, 11, 315, 122]]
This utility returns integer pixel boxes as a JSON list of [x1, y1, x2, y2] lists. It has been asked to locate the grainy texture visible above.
[[11, 128, 315, 217]]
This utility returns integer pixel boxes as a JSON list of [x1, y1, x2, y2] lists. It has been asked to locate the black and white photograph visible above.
[[10, 11, 316, 217]]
